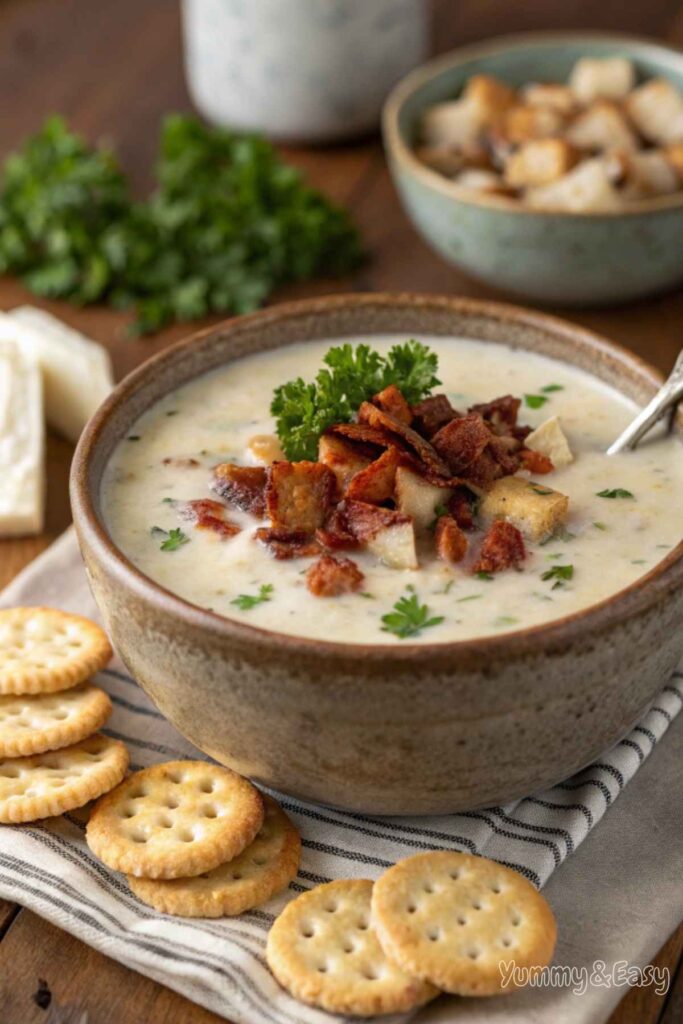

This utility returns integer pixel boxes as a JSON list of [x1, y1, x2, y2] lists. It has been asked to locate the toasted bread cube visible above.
[[621, 150, 680, 198], [566, 101, 638, 153], [498, 104, 566, 144], [526, 157, 623, 212], [504, 139, 579, 188], [420, 100, 482, 149], [453, 169, 509, 194], [464, 75, 517, 118], [414, 145, 466, 177], [665, 143, 683, 183], [395, 467, 452, 531], [569, 57, 635, 104], [479, 476, 569, 542], [367, 521, 418, 570], [265, 461, 335, 532], [247, 433, 284, 465], [523, 83, 577, 114], [525, 416, 574, 469], [211, 463, 267, 516], [626, 79, 683, 145], [319, 434, 371, 493]]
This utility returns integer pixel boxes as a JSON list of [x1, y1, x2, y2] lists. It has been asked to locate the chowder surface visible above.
[[102, 335, 682, 644]]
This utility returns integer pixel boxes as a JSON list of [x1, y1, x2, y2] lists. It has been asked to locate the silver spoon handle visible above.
[[607, 349, 683, 455]]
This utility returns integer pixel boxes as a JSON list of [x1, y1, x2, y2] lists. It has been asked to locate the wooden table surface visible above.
[[0, 0, 681, 1020]]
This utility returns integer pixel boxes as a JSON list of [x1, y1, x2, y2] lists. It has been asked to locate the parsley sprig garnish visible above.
[[596, 488, 634, 499], [524, 394, 549, 409], [541, 564, 574, 589], [381, 589, 444, 639], [271, 341, 440, 460], [151, 526, 190, 551], [231, 584, 274, 611]]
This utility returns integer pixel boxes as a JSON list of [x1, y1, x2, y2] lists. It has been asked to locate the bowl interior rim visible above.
[[71, 292, 683, 662], [382, 29, 683, 219]]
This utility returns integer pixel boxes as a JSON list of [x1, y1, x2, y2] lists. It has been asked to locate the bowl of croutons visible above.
[[382, 33, 683, 305]]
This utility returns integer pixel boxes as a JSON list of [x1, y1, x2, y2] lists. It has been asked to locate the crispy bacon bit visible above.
[[466, 450, 504, 489], [211, 464, 267, 517], [341, 499, 412, 542], [345, 447, 402, 504], [254, 527, 321, 560], [519, 448, 555, 474], [358, 402, 451, 478], [488, 434, 521, 475], [411, 394, 459, 437], [177, 499, 241, 540], [472, 520, 526, 574], [319, 434, 371, 495], [316, 506, 360, 551], [163, 457, 200, 468], [469, 395, 521, 434], [328, 422, 401, 450], [432, 413, 491, 474], [448, 486, 477, 530], [372, 384, 412, 425], [265, 461, 335, 532], [435, 517, 468, 564], [306, 554, 365, 597]]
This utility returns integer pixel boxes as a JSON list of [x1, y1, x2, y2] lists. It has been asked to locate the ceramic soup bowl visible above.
[[70, 294, 683, 814]]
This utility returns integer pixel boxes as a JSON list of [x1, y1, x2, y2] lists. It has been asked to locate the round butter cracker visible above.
[[371, 851, 557, 996], [128, 794, 300, 916], [266, 878, 438, 1017], [87, 760, 264, 880], [0, 608, 112, 695], [0, 685, 112, 758]]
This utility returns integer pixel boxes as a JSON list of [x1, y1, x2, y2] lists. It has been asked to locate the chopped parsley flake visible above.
[[231, 584, 274, 610], [541, 384, 564, 393], [359, 592, 375, 600], [524, 394, 549, 410], [475, 571, 494, 581], [593, 521, 608, 531], [456, 594, 483, 603], [381, 590, 444, 639], [541, 564, 574, 587], [596, 488, 634, 499], [151, 526, 190, 551], [127, 435, 141, 441]]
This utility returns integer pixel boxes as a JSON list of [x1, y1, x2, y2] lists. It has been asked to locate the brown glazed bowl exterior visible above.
[[70, 294, 683, 815]]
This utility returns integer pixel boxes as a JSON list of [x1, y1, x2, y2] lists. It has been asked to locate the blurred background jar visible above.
[[181, 0, 430, 143]]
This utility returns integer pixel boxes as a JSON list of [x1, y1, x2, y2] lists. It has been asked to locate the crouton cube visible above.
[[665, 143, 683, 183], [343, 499, 418, 569], [414, 145, 466, 178], [420, 100, 482, 149], [479, 476, 569, 542], [265, 461, 335, 532], [625, 78, 683, 145], [319, 434, 371, 493], [498, 104, 566, 144], [453, 169, 510, 195], [504, 139, 579, 188], [566, 101, 638, 153], [346, 447, 402, 504], [523, 83, 577, 114], [464, 75, 518, 119], [306, 555, 364, 597], [525, 416, 574, 469], [569, 57, 635, 104], [621, 150, 679, 198], [246, 434, 284, 466], [526, 157, 623, 212], [395, 467, 452, 531]]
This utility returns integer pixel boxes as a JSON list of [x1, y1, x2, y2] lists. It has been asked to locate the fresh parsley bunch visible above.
[[271, 340, 440, 459]]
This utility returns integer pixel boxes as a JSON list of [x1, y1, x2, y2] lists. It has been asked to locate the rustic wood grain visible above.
[[0, 0, 680, 1021]]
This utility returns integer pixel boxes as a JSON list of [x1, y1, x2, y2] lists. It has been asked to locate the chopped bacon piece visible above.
[[328, 422, 401, 450], [435, 517, 468, 564], [254, 527, 321, 560], [519, 448, 555, 474], [306, 555, 365, 597], [447, 486, 477, 530], [372, 384, 412, 425], [341, 500, 417, 569], [316, 506, 360, 551], [341, 499, 412, 541], [472, 520, 526, 574], [163, 457, 200, 468], [177, 499, 241, 540], [488, 434, 521, 476], [357, 402, 451, 478], [469, 395, 521, 434], [265, 461, 335, 532], [211, 464, 267, 517], [411, 394, 459, 437], [466, 449, 504, 489], [432, 413, 491, 474], [345, 447, 402, 504], [319, 434, 372, 495]]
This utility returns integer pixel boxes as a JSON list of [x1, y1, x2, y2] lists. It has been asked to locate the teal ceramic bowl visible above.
[[382, 33, 683, 306]]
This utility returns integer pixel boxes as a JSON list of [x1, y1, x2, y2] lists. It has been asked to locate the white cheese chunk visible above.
[[0, 307, 113, 443], [0, 340, 45, 536], [525, 416, 574, 468]]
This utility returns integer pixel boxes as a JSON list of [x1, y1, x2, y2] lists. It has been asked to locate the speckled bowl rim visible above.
[[382, 30, 683, 218], [71, 293, 683, 663]]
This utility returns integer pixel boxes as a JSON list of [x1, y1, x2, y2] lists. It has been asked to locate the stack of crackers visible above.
[[0, 608, 128, 823]]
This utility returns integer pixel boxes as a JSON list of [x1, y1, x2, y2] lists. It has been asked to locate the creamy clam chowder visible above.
[[102, 336, 682, 644]]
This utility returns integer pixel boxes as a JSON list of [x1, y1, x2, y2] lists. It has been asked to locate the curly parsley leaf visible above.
[[596, 488, 634, 499], [231, 584, 274, 611], [150, 526, 190, 551], [271, 340, 440, 460], [541, 564, 574, 588], [381, 590, 444, 640]]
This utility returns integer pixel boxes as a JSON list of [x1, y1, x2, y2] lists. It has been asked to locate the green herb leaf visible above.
[[524, 394, 549, 409], [230, 583, 273, 610], [127, 435, 141, 441], [596, 488, 635, 499], [150, 525, 190, 551], [272, 340, 440, 460], [359, 592, 375, 600], [593, 521, 607, 531], [531, 486, 553, 496], [541, 564, 574, 584], [456, 594, 483, 603], [475, 571, 494, 581], [540, 384, 564, 393], [381, 590, 444, 639]]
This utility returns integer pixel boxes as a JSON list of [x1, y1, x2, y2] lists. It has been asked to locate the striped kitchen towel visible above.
[[1, 528, 681, 1024]]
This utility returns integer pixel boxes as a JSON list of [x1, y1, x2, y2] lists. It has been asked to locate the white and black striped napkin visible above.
[[1, 528, 681, 1024]]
